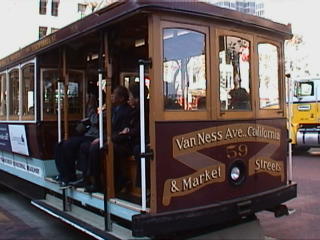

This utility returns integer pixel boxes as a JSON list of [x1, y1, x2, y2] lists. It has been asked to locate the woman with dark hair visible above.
[[119, 83, 150, 190]]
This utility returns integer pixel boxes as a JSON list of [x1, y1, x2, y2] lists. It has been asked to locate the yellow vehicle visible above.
[[291, 78, 320, 151]]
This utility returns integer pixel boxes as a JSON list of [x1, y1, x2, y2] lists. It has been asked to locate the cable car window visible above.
[[258, 43, 280, 109], [68, 71, 83, 115], [163, 28, 207, 111], [219, 36, 251, 111], [42, 69, 83, 119], [43, 70, 59, 118], [22, 64, 35, 120], [8, 69, 19, 120], [0, 73, 6, 119]]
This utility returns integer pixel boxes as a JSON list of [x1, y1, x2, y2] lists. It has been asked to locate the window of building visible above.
[[39, 0, 47, 15], [51, 28, 59, 33], [219, 35, 251, 111], [258, 43, 279, 109], [39, 26, 47, 39], [22, 64, 35, 120], [163, 28, 207, 111], [51, 0, 59, 16], [78, 3, 87, 14], [0, 73, 7, 119], [8, 69, 19, 120]]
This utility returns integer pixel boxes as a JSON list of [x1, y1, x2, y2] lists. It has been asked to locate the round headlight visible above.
[[228, 160, 246, 186], [230, 166, 240, 181]]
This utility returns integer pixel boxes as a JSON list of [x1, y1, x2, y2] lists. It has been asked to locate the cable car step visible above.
[[31, 194, 141, 240]]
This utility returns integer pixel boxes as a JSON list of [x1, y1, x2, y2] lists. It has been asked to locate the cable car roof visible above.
[[0, 0, 292, 70]]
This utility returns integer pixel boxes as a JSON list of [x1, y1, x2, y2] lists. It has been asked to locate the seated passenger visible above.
[[77, 86, 132, 193], [54, 93, 99, 186], [229, 86, 250, 110], [77, 138, 102, 192], [119, 83, 150, 190], [111, 86, 133, 193], [228, 73, 250, 110]]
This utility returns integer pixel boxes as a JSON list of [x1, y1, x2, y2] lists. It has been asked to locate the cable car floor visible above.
[[45, 173, 144, 206]]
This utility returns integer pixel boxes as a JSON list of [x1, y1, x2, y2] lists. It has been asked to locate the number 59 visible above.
[[226, 144, 248, 159]]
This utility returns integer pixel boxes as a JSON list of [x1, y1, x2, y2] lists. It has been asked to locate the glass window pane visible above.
[[0, 73, 6, 119], [68, 71, 83, 115], [295, 82, 313, 97], [9, 69, 19, 120], [219, 36, 251, 111], [258, 43, 279, 109], [163, 28, 207, 111], [22, 64, 35, 120], [43, 70, 83, 119], [43, 70, 59, 118]]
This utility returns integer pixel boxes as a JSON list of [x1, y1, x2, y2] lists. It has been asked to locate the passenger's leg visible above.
[[114, 143, 132, 193], [54, 141, 65, 181], [85, 139, 102, 192], [61, 136, 87, 184]]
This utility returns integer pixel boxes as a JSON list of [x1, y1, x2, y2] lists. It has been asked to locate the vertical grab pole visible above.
[[98, 70, 103, 149], [139, 60, 147, 211], [103, 32, 113, 231], [286, 74, 293, 183], [57, 81, 62, 143]]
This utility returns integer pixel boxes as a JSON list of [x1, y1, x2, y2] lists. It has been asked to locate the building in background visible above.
[[206, 0, 265, 17], [0, 0, 116, 58]]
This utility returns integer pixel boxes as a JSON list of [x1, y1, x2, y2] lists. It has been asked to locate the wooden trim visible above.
[[62, 48, 69, 140], [158, 20, 211, 121], [104, 32, 115, 198], [210, 26, 219, 120], [216, 29, 255, 120], [148, 14, 159, 213], [255, 37, 284, 119]]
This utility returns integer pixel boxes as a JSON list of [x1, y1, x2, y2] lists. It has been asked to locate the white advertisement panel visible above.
[[8, 125, 29, 156]]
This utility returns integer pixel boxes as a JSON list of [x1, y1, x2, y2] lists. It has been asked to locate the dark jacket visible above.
[[111, 103, 132, 143]]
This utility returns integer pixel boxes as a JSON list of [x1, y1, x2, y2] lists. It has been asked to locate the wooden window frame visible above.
[[21, 63, 35, 121], [7, 68, 20, 121], [0, 72, 7, 120], [157, 20, 211, 121], [40, 68, 85, 121], [216, 29, 254, 120], [255, 37, 284, 118]]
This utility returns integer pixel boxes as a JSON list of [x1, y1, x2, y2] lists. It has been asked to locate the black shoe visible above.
[[60, 181, 70, 188], [69, 178, 85, 188], [53, 175, 61, 182]]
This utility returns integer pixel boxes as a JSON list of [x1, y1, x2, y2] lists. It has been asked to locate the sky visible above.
[[265, 0, 320, 75]]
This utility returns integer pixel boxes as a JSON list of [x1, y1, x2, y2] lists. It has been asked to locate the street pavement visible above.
[[0, 204, 42, 240], [0, 185, 91, 240], [257, 148, 320, 240]]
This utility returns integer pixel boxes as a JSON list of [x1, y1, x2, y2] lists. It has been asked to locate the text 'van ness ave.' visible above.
[[175, 125, 280, 151]]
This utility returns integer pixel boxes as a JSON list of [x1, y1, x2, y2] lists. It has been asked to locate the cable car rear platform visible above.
[[132, 183, 297, 237]]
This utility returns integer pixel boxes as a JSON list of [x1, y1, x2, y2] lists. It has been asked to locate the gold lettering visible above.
[[175, 138, 183, 150], [198, 132, 205, 145], [183, 178, 192, 190]]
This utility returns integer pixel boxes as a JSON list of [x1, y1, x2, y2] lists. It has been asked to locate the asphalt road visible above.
[[257, 148, 320, 240], [0, 185, 92, 240]]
